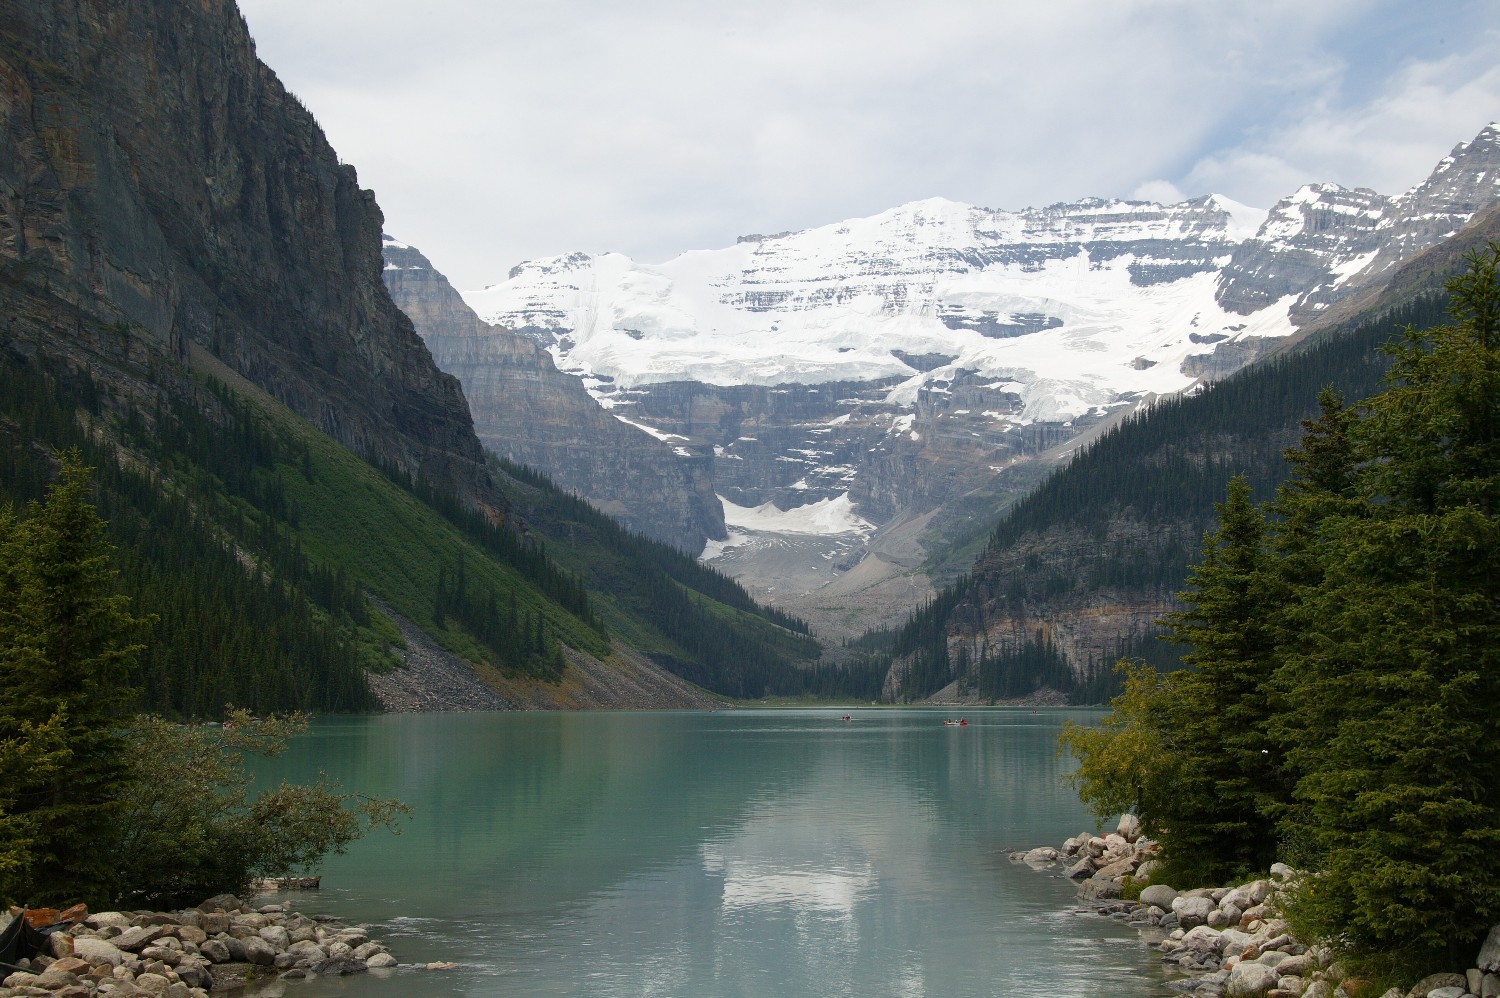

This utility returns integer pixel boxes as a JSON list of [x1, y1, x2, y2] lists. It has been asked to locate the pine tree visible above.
[[0, 453, 148, 906], [1153, 475, 1286, 883], [1279, 245, 1500, 973]]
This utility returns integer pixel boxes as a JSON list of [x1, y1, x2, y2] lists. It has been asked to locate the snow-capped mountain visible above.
[[443, 123, 1500, 630]]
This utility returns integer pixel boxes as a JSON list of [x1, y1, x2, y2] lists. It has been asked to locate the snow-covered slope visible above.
[[446, 123, 1500, 628], [468, 194, 1284, 424]]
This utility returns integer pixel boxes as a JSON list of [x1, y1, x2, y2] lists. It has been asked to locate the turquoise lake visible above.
[[244, 708, 1168, 997]]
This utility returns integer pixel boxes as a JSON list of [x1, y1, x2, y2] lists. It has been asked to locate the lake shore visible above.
[[1016, 816, 1500, 998], [0, 892, 411, 996]]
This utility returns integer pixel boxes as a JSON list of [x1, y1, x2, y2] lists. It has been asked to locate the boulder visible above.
[[198, 939, 231, 964], [174, 926, 207, 947], [1023, 847, 1058, 864], [366, 952, 397, 969], [258, 925, 290, 950], [1095, 855, 1138, 880], [1408, 972, 1467, 997], [1484, 971, 1500, 998], [73, 937, 127, 967], [1426, 988, 1467, 998], [1175, 895, 1218, 929], [113, 926, 168, 952], [1117, 813, 1142, 841], [134, 971, 172, 994], [1226, 960, 1280, 996], [1064, 858, 1094, 880], [243, 937, 277, 966], [1274, 953, 1316, 978], [1480, 925, 1500, 973], [1140, 885, 1179, 910], [1078, 878, 1122, 900], [196, 896, 242, 914]]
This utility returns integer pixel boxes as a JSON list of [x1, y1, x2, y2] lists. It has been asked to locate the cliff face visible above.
[[381, 238, 725, 551], [0, 0, 481, 487]]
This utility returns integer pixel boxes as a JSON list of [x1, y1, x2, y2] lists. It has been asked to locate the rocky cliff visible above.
[[381, 237, 725, 551], [0, 0, 481, 489]]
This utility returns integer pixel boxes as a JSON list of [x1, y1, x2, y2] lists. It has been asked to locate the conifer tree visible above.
[[1280, 245, 1500, 972], [0, 453, 147, 906], [1153, 475, 1285, 883]]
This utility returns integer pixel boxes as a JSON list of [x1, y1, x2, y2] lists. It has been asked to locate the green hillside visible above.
[[0, 332, 863, 716]]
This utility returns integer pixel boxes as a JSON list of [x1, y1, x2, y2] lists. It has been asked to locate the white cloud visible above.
[[1130, 180, 1188, 204], [236, 0, 1500, 289]]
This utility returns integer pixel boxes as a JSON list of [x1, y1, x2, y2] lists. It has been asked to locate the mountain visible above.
[[0, 0, 842, 714], [882, 199, 1500, 705], [0, 0, 481, 491], [456, 125, 1500, 635], [381, 236, 725, 551]]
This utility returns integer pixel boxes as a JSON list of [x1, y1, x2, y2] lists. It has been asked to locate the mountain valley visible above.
[[398, 125, 1500, 639]]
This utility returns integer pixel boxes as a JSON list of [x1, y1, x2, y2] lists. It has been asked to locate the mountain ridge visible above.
[[417, 123, 1500, 630]]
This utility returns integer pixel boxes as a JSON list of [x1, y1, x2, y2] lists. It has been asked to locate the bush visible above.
[[108, 709, 409, 910]]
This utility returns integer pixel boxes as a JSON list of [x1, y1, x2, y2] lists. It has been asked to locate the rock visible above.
[[195, 896, 242, 915], [112, 927, 167, 953], [257, 926, 289, 950], [1227, 961, 1281, 996], [366, 953, 397, 969], [1141, 885, 1179, 909], [242, 938, 277, 967], [1208, 909, 1233, 930], [1275, 954, 1316, 978], [1023, 847, 1059, 864], [1117, 813, 1142, 841], [1277, 976, 1309, 996], [312, 957, 365, 976], [286, 940, 326, 961], [1078, 878, 1122, 900], [1269, 863, 1297, 881], [1409, 973, 1467, 997], [196, 940, 230, 964], [1176, 896, 1219, 929], [1304, 984, 1333, 998], [72, 938, 127, 967], [1064, 858, 1094, 880], [1425, 988, 1466, 998], [1484, 971, 1500, 998], [1481, 926, 1500, 973], [1470, 969, 1484, 995], [1095, 855, 1138, 880], [1136, 859, 1163, 881], [197, 913, 229, 936], [133, 972, 171, 995], [172, 926, 206, 948]]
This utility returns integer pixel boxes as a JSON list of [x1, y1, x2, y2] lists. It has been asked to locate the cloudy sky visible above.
[[236, 0, 1500, 292]]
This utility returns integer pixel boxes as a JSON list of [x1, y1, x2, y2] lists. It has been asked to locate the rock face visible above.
[[458, 125, 1500, 628], [382, 237, 724, 551], [0, 0, 482, 490]]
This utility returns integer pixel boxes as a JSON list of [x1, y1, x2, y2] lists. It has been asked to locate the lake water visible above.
[[245, 708, 1168, 997]]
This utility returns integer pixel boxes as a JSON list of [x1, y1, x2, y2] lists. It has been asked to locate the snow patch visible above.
[[719, 492, 875, 537]]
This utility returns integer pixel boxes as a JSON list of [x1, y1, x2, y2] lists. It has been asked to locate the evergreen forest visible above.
[[1063, 246, 1500, 987]]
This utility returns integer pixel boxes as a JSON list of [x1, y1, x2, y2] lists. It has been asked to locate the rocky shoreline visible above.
[[1015, 816, 1500, 998], [0, 893, 417, 996]]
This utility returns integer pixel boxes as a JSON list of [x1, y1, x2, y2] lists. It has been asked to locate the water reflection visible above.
[[247, 709, 1167, 997]]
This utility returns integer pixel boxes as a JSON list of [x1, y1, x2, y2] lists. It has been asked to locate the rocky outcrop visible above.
[[0, 894, 400, 996], [0, 0, 482, 491], [382, 237, 724, 551]]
